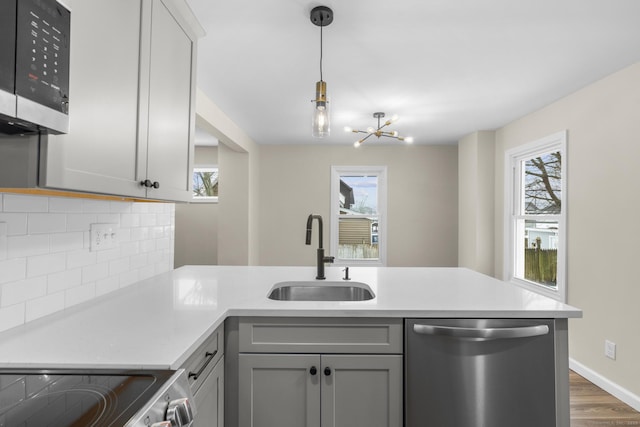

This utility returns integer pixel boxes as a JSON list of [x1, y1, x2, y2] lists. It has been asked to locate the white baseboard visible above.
[[570, 358, 640, 412]]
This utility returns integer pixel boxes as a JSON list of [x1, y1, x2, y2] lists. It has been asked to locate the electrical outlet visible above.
[[90, 223, 119, 252], [605, 340, 616, 360]]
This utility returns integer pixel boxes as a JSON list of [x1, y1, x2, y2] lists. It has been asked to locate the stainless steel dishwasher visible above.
[[405, 318, 557, 427]]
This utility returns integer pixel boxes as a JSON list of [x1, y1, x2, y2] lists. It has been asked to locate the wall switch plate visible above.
[[605, 340, 616, 360], [90, 223, 119, 252]]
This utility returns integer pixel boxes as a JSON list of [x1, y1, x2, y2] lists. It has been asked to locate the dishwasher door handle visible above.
[[413, 324, 549, 340]]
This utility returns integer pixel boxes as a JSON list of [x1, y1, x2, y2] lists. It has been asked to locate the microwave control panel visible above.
[[15, 0, 70, 115]]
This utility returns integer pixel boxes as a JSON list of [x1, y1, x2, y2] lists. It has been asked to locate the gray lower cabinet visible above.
[[231, 317, 403, 427], [181, 323, 224, 426], [238, 354, 402, 427], [195, 356, 225, 427]]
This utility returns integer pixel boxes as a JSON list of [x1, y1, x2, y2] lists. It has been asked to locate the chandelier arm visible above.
[[360, 133, 374, 143]]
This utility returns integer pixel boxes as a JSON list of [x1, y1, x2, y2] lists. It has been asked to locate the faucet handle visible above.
[[343, 267, 351, 281]]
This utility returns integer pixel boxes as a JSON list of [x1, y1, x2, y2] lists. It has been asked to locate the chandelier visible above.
[[310, 6, 333, 138], [346, 112, 414, 147]]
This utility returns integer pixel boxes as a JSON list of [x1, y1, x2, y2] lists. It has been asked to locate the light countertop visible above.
[[0, 266, 581, 370]]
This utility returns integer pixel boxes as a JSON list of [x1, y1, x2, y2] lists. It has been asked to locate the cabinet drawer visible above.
[[238, 317, 402, 354], [182, 323, 224, 394]]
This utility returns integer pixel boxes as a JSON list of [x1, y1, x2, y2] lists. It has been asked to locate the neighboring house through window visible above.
[[330, 166, 387, 265], [504, 131, 567, 301]]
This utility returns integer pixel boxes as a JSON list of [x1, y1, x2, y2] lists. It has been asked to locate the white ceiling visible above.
[[187, 0, 640, 146]]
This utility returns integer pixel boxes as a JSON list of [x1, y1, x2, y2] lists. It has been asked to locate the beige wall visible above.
[[458, 131, 495, 276], [195, 89, 260, 265], [257, 144, 458, 267], [491, 62, 640, 397], [174, 146, 219, 268]]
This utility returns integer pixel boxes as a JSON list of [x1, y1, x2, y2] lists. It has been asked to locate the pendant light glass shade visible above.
[[312, 80, 330, 137]]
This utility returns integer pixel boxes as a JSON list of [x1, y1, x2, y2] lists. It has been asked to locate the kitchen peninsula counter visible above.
[[0, 266, 581, 370]]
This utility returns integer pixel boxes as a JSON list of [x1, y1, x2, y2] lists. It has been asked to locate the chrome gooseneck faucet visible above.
[[306, 214, 335, 280]]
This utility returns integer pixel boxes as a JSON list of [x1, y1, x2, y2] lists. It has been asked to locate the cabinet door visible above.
[[140, 0, 196, 201], [40, 0, 146, 198], [239, 354, 320, 427], [321, 355, 403, 427], [194, 356, 224, 427]]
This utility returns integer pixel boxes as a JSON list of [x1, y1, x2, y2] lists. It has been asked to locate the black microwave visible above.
[[0, 0, 70, 135]]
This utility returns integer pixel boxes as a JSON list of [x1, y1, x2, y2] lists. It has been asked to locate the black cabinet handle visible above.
[[140, 180, 160, 189], [324, 367, 331, 376], [310, 366, 317, 375], [188, 350, 217, 380]]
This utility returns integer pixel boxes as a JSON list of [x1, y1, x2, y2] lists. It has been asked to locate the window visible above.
[[192, 166, 218, 202], [505, 131, 567, 301], [330, 166, 387, 265]]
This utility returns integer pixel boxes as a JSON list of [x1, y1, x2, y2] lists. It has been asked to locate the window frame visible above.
[[504, 131, 567, 302], [330, 165, 388, 266], [191, 164, 219, 203]]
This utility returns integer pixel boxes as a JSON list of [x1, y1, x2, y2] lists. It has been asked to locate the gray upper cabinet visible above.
[[39, 0, 203, 201]]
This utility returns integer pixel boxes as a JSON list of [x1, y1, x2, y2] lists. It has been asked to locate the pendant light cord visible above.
[[319, 16, 324, 82]]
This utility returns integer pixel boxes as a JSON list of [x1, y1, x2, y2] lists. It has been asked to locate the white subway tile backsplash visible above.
[[0, 213, 28, 235], [119, 270, 139, 288], [66, 213, 97, 232], [66, 249, 97, 269], [0, 222, 6, 261], [26, 292, 65, 322], [120, 213, 140, 228], [47, 269, 82, 293], [7, 235, 49, 258], [0, 194, 175, 331], [95, 277, 119, 296], [65, 283, 96, 308], [1, 276, 47, 307], [96, 248, 121, 263], [82, 262, 109, 284], [140, 214, 157, 227], [109, 201, 132, 214], [130, 227, 149, 241], [109, 258, 130, 276], [0, 258, 26, 285], [0, 303, 25, 333], [96, 213, 120, 224], [28, 213, 67, 234], [82, 199, 111, 213], [130, 253, 148, 269], [27, 252, 66, 277], [120, 241, 140, 257], [48, 197, 84, 213], [50, 232, 84, 253], [2, 194, 48, 213]]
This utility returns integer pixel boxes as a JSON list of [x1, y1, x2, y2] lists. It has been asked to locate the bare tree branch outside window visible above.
[[524, 152, 561, 214]]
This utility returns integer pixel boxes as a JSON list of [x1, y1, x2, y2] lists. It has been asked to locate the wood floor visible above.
[[571, 370, 640, 426]]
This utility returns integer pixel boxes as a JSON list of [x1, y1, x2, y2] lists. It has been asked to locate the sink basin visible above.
[[267, 281, 375, 301]]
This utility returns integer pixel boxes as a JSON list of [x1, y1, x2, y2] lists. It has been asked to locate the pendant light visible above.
[[310, 6, 333, 138]]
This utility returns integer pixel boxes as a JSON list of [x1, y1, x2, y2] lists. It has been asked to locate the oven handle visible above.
[[188, 350, 217, 380], [413, 324, 549, 340]]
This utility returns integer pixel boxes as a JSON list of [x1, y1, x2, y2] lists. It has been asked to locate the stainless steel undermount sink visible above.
[[267, 281, 375, 301]]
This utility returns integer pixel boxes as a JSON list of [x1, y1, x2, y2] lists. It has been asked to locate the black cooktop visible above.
[[0, 369, 174, 427]]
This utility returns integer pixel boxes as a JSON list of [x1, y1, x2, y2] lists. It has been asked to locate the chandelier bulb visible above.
[[344, 126, 353, 133], [366, 126, 375, 134], [405, 136, 414, 143]]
